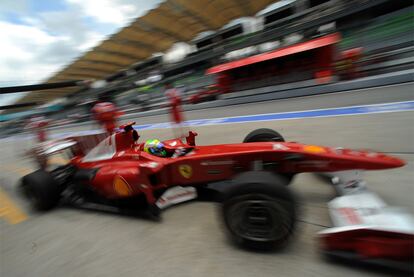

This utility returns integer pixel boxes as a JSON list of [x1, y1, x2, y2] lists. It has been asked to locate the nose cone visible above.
[[384, 155, 405, 168], [358, 152, 406, 170]]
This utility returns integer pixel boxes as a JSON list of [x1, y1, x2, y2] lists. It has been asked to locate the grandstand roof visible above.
[[16, 0, 278, 106]]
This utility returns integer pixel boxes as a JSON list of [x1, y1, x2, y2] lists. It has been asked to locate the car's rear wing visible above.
[[27, 132, 107, 169], [68, 133, 107, 156]]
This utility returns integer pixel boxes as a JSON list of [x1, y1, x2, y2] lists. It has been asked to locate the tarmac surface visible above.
[[1, 83, 413, 277]]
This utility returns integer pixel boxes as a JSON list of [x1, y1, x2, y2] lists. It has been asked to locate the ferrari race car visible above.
[[21, 122, 405, 251]]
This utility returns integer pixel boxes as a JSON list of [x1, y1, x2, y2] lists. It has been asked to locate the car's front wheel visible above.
[[222, 171, 296, 251]]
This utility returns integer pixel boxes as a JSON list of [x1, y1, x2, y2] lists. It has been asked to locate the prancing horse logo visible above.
[[178, 164, 192, 179]]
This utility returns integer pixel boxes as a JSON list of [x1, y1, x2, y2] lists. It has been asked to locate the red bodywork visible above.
[[67, 127, 404, 206], [320, 228, 414, 260]]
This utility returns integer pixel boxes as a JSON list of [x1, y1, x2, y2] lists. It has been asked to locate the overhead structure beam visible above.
[[57, 73, 104, 80], [60, 69, 107, 79], [172, 0, 233, 29], [206, 0, 243, 22], [92, 49, 145, 61], [109, 37, 159, 53], [158, 3, 206, 36], [47, 60, 124, 84], [70, 61, 124, 71], [241, 0, 254, 14], [40, 88, 76, 94], [52, 76, 79, 82], [98, 40, 153, 57], [228, 0, 249, 15], [0, 80, 82, 94], [69, 65, 115, 75], [82, 54, 134, 67], [5, 86, 77, 108], [114, 27, 171, 51], [135, 20, 184, 42], [118, 30, 172, 54], [248, 0, 278, 14], [0, 102, 38, 110], [167, 1, 216, 30], [139, 5, 199, 41]]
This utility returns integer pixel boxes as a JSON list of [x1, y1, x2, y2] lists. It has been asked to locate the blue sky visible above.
[[0, 0, 162, 105]]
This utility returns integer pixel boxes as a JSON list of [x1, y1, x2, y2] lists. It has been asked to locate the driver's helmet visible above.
[[143, 139, 167, 157]]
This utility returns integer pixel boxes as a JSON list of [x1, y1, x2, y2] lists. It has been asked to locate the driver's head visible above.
[[144, 139, 167, 157]]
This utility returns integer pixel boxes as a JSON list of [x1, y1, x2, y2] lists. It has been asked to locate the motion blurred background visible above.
[[0, 0, 412, 132], [0, 0, 413, 276]]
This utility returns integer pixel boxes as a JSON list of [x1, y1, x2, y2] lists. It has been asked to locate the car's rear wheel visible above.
[[243, 128, 285, 143], [21, 170, 61, 211], [243, 128, 295, 184], [222, 171, 296, 251]]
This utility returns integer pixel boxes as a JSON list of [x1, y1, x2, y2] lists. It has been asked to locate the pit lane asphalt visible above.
[[1, 84, 413, 277]]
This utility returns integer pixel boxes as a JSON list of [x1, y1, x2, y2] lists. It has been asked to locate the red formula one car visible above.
[[21, 122, 405, 250]]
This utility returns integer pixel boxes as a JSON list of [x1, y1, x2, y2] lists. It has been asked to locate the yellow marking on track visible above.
[[0, 165, 32, 176], [48, 155, 68, 166], [13, 167, 32, 176], [0, 187, 28, 224]]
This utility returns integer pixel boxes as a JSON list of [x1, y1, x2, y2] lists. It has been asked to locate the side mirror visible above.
[[120, 121, 136, 132], [119, 122, 139, 142], [132, 130, 139, 142]]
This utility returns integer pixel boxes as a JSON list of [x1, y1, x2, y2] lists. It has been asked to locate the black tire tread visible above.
[[243, 128, 285, 143], [21, 170, 61, 211], [222, 171, 296, 251], [243, 129, 295, 184]]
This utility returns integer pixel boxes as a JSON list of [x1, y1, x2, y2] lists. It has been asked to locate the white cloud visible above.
[[0, 20, 68, 106], [0, 8, 106, 93], [0, 0, 162, 106], [0, 0, 29, 15], [0, 21, 67, 85], [66, 0, 158, 26], [77, 32, 105, 51]]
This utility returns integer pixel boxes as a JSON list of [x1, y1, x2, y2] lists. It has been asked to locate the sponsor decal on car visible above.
[[303, 145, 326, 154], [296, 160, 331, 168], [347, 150, 361, 156], [207, 169, 222, 175], [273, 143, 289, 150], [331, 147, 344, 155], [365, 152, 378, 158], [113, 175, 132, 196], [200, 160, 234, 166], [156, 186, 197, 209], [178, 164, 192, 179], [141, 162, 159, 168], [337, 207, 362, 225]]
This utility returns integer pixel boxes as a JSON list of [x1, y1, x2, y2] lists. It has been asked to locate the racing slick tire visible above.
[[21, 170, 61, 211], [243, 128, 285, 143], [243, 128, 295, 184], [221, 171, 296, 251]]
